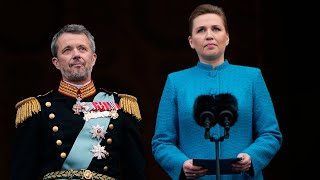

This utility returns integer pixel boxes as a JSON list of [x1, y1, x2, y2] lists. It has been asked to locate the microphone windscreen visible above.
[[193, 95, 216, 127], [214, 93, 238, 126]]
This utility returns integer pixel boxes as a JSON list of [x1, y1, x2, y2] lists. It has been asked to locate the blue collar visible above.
[[196, 59, 230, 71]]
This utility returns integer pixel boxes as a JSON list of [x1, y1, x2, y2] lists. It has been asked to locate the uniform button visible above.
[[107, 138, 112, 144], [108, 124, 114, 130], [103, 166, 108, 171], [49, 113, 55, 119], [45, 102, 52, 107], [209, 71, 217, 77], [60, 152, 66, 158], [52, 126, 59, 132], [56, 140, 62, 145], [83, 170, 93, 179]]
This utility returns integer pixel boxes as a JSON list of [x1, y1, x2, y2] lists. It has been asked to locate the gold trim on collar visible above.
[[58, 80, 96, 99]]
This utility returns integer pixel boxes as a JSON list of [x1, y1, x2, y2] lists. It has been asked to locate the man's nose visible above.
[[72, 49, 81, 58]]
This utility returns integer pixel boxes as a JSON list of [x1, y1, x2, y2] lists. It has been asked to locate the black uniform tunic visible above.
[[11, 81, 145, 180]]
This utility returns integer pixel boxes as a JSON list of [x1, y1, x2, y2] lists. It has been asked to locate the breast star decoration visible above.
[[91, 144, 109, 159], [90, 124, 107, 140]]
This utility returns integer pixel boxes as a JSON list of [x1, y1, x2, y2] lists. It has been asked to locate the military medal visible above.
[[72, 96, 83, 115], [90, 124, 107, 139], [83, 110, 119, 121], [91, 144, 109, 159], [91, 102, 120, 111], [80, 102, 120, 121]]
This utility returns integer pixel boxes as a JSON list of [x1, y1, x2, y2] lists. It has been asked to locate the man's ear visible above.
[[52, 57, 60, 70], [92, 54, 97, 66]]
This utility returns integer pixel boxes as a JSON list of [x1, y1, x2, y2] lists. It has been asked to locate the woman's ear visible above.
[[188, 36, 195, 49], [226, 36, 230, 46]]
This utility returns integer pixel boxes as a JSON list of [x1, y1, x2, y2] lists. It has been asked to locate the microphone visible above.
[[194, 95, 217, 139], [214, 93, 238, 131], [200, 111, 215, 129]]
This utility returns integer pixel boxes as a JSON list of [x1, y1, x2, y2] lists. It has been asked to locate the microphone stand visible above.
[[206, 127, 230, 180]]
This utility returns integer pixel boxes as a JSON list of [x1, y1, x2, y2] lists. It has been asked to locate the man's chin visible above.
[[68, 74, 87, 82]]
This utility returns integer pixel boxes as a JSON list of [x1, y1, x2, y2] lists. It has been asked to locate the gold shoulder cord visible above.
[[118, 94, 142, 121], [15, 97, 41, 127]]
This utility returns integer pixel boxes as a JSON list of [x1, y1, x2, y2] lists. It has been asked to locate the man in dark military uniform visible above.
[[11, 24, 145, 180]]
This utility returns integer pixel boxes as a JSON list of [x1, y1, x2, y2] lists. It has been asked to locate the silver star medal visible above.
[[72, 96, 83, 115], [90, 124, 107, 139], [91, 144, 109, 159]]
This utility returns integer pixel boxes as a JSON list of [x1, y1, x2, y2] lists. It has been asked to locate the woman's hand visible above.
[[182, 159, 208, 179], [232, 153, 252, 173]]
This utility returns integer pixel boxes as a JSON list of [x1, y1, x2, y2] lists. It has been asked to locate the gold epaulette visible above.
[[15, 97, 41, 127], [118, 94, 142, 121]]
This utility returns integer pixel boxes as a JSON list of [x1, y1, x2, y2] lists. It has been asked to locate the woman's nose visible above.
[[205, 30, 214, 39]]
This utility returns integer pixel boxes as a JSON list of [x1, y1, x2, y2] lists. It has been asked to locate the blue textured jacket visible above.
[[151, 60, 282, 180]]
